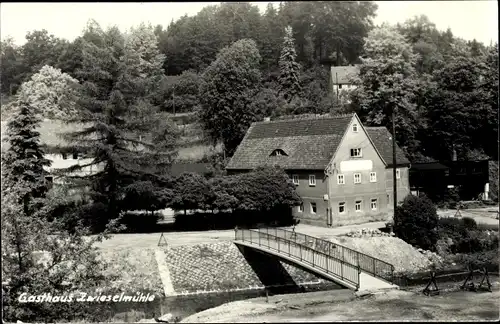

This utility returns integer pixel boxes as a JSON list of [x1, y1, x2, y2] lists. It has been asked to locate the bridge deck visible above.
[[234, 228, 397, 291]]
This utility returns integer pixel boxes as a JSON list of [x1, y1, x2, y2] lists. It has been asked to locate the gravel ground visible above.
[[182, 287, 500, 322], [328, 236, 434, 273]]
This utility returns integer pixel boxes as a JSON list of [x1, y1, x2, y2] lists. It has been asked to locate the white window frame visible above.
[[352, 123, 358, 132], [370, 172, 377, 183], [370, 198, 378, 211], [355, 200, 362, 212], [309, 175, 316, 186], [292, 174, 299, 185], [337, 174, 345, 185], [354, 173, 362, 184], [396, 168, 401, 179], [350, 148, 362, 157], [338, 202, 346, 214], [298, 203, 304, 213], [310, 202, 317, 214]]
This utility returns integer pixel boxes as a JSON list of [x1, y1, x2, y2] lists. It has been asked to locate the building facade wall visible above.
[[326, 116, 390, 227], [385, 167, 411, 211], [289, 171, 329, 227]]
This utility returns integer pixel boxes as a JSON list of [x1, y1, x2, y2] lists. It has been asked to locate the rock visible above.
[[158, 313, 174, 322]]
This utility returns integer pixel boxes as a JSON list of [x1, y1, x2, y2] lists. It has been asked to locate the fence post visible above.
[[372, 259, 375, 275], [299, 245, 302, 261], [278, 236, 280, 252], [312, 249, 314, 266], [259, 230, 261, 246], [342, 247, 345, 262], [242, 229, 244, 242], [357, 253, 360, 268]]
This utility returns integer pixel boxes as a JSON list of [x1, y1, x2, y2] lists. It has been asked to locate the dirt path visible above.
[[182, 288, 500, 322]]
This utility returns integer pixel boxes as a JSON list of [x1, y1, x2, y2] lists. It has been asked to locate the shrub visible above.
[[394, 194, 439, 251], [119, 212, 162, 233]]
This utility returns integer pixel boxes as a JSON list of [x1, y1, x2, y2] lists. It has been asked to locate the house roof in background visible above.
[[226, 115, 354, 170], [330, 65, 359, 85], [364, 127, 411, 166], [1, 119, 88, 152]]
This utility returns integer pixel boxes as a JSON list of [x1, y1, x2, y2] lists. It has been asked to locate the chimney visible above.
[[264, 117, 271, 122]]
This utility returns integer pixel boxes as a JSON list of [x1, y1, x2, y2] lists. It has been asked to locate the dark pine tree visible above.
[[278, 26, 301, 103]]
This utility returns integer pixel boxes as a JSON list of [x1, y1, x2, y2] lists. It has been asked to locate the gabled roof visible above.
[[226, 115, 354, 170], [330, 66, 359, 85], [364, 127, 411, 166]]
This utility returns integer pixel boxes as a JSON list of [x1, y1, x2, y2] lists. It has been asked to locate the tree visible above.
[[1, 90, 52, 216], [352, 25, 421, 160], [170, 172, 213, 214], [59, 23, 176, 227], [1, 178, 112, 322], [199, 39, 262, 156], [1, 37, 24, 95], [158, 70, 202, 113], [278, 26, 301, 103], [1, 89, 111, 322], [394, 194, 439, 251], [422, 53, 495, 160], [16, 65, 80, 120]]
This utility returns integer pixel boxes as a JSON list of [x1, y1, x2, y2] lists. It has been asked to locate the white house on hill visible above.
[[329, 65, 359, 102]]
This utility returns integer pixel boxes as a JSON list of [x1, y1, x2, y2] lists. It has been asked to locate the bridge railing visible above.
[[236, 227, 394, 284], [236, 228, 360, 289]]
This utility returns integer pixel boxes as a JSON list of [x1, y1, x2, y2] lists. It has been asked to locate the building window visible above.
[[72, 152, 79, 160], [338, 84, 343, 89], [337, 174, 345, 185], [310, 202, 317, 214], [396, 169, 401, 179], [309, 175, 316, 186], [457, 168, 466, 175], [350, 148, 362, 157], [270, 149, 287, 156], [355, 200, 362, 212], [338, 202, 346, 214], [354, 173, 361, 184], [370, 172, 377, 182], [298, 203, 304, 213], [292, 174, 299, 185], [62, 153, 68, 160], [371, 198, 378, 210], [352, 123, 358, 132]]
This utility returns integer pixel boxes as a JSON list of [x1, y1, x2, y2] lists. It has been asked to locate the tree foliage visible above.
[[16, 65, 80, 120], [1, 91, 51, 215], [199, 39, 262, 156], [394, 194, 439, 251], [278, 26, 301, 102], [58, 22, 177, 226], [1, 92, 111, 322], [352, 25, 421, 159]]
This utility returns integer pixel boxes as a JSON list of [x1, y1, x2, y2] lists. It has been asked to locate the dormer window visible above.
[[352, 123, 358, 132], [62, 153, 68, 160], [72, 152, 79, 160], [270, 149, 287, 157]]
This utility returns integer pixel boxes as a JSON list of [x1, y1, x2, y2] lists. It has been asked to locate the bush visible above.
[[437, 217, 498, 254], [394, 194, 439, 251], [119, 212, 162, 233], [168, 167, 301, 228]]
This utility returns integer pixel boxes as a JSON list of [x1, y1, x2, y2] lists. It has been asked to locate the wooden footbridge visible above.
[[234, 228, 397, 291]]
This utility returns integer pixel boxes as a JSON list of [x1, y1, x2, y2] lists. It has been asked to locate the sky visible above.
[[1, 1, 498, 46]]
